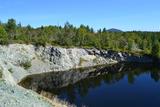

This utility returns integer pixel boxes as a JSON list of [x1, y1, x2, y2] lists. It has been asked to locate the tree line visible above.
[[0, 18, 160, 58]]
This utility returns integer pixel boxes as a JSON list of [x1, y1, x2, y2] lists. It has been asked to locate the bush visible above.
[[0, 70, 2, 78], [20, 61, 32, 70], [0, 38, 9, 45], [152, 43, 160, 58], [0, 26, 9, 45], [33, 38, 46, 47]]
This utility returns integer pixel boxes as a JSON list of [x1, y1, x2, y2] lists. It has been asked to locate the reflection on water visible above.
[[19, 63, 160, 107]]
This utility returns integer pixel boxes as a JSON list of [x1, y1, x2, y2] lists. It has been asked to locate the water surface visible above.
[[19, 63, 160, 107]]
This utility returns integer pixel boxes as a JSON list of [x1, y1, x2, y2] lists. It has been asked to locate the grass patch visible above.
[[20, 61, 32, 70], [0, 70, 2, 79]]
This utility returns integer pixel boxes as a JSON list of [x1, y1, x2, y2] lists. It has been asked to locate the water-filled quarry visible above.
[[19, 63, 160, 107]]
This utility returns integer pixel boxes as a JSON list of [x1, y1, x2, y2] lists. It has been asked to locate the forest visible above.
[[0, 18, 160, 58]]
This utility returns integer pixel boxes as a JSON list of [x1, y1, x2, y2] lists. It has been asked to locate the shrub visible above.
[[8, 68, 13, 73], [0, 70, 2, 78], [33, 39, 46, 47], [0, 38, 9, 45], [151, 42, 160, 58], [20, 61, 32, 70], [0, 26, 9, 45]]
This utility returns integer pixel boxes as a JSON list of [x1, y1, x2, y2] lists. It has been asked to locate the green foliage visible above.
[[6, 19, 17, 38], [0, 70, 2, 78], [0, 26, 8, 45], [6, 19, 16, 31], [8, 68, 13, 73], [20, 61, 32, 70], [151, 35, 160, 58], [33, 37, 46, 47], [0, 18, 160, 57], [152, 42, 160, 58]]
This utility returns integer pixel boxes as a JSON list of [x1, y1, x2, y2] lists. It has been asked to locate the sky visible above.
[[0, 0, 160, 31]]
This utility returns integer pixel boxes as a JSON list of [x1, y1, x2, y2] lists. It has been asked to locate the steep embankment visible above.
[[0, 44, 118, 83], [0, 44, 153, 107]]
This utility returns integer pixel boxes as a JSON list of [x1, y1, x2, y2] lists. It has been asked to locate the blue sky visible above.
[[0, 0, 160, 31]]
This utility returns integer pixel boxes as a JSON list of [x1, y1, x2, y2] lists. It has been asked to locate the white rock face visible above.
[[0, 44, 115, 82], [35, 47, 117, 72]]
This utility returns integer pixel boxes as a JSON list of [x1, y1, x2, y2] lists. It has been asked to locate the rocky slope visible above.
[[0, 44, 153, 107], [0, 44, 118, 83], [0, 61, 54, 107]]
